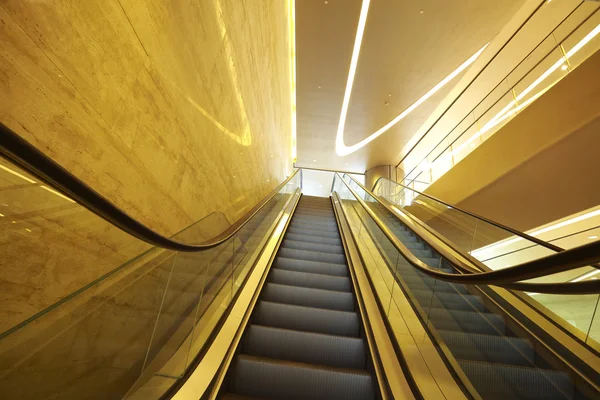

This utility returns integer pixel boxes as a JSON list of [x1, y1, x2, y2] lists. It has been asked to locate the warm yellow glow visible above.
[[184, 0, 252, 147], [289, 0, 297, 163], [40, 186, 75, 203], [334, 0, 487, 157], [0, 164, 36, 184], [275, 214, 290, 235], [334, 0, 371, 157], [414, 23, 600, 184], [472, 208, 600, 259], [572, 269, 600, 283]]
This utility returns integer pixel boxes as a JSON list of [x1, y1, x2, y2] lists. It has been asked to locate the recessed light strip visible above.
[[418, 23, 600, 182], [571, 269, 600, 283], [335, 0, 371, 157], [472, 208, 600, 258], [335, 4, 487, 157], [289, 0, 297, 163], [0, 164, 36, 184]]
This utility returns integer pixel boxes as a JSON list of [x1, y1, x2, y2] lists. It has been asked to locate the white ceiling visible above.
[[294, 0, 525, 173]]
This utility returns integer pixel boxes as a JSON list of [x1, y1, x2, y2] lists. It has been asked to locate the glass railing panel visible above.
[[398, 6, 600, 191], [512, 46, 568, 106], [0, 158, 153, 334], [138, 173, 300, 399], [370, 176, 558, 269], [0, 155, 301, 400], [509, 265, 600, 348], [335, 174, 600, 398], [0, 245, 177, 400], [561, 10, 600, 70]]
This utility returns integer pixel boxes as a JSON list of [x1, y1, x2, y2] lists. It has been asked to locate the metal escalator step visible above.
[[411, 290, 485, 312], [290, 221, 339, 232], [269, 268, 352, 292], [293, 212, 336, 221], [285, 232, 341, 246], [278, 247, 346, 265], [274, 257, 348, 276], [282, 239, 344, 254], [231, 355, 375, 400], [439, 330, 534, 366], [262, 283, 354, 311], [295, 206, 332, 213], [287, 226, 340, 239], [243, 325, 366, 369], [428, 309, 506, 335], [458, 360, 574, 400], [253, 301, 360, 337], [295, 210, 335, 217]]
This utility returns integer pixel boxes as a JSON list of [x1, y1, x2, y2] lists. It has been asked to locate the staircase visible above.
[[368, 201, 575, 400], [221, 195, 377, 400]]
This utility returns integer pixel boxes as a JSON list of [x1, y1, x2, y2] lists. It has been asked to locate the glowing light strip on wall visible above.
[[471, 208, 600, 259], [289, 0, 297, 163], [410, 23, 600, 183], [0, 164, 75, 203], [334, 0, 488, 156], [185, 0, 253, 147], [335, 0, 371, 157]]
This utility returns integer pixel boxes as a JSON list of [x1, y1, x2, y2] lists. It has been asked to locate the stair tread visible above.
[[244, 324, 366, 369]]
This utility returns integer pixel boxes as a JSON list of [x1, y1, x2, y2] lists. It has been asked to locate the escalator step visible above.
[[285, 233, 342, 246], [243, 325, 366, 369], [253, 301, 360, 337], [269, 268, 352, 292], [262, 283, 354, 311], [282, 239, 344, 254], [287, 226, 340, 239], [274, 257, 348, 276], [439, 330, 534, 366], [291, 218, 338, 228], [427, 309, 507, 335], [231, 355, 375, 400], [458, 360, 574, 400], [278, 248, 346, 265], [290, 221, 339, 232]]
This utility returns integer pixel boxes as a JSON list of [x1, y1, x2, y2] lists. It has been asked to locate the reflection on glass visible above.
[[399, 9, 600, 191], [334, 173, 599, 399], [0, 160, 301, 400]]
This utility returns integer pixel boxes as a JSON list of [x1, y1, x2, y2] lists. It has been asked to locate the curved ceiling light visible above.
[[335, 0, 488, 157]]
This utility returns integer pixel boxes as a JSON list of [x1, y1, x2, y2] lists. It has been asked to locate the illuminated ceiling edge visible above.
[[334, 0, 488, 157]]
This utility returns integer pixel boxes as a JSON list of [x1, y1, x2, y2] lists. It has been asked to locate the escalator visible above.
[[1, 123, 600, 399], [368, 202, 575, 400], [220, 195, 377, 399]]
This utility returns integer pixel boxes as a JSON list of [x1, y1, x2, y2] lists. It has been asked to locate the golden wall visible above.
[[0, 0, 293, 331]]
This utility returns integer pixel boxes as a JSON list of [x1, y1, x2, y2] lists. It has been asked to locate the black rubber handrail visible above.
[[336, 173, 600, 294], [0, 123, 299, 252], [371, 176, 564, 252]]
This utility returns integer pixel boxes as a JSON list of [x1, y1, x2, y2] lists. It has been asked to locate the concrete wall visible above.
[[0, 0, 293, 330], [425, 47, 600, 232]]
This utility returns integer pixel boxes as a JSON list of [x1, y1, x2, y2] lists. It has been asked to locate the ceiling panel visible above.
[[296, 0, 525, 173]]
